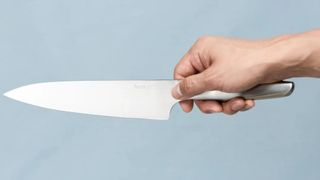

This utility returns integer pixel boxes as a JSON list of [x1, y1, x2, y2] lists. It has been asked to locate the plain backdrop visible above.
[[1, 0, 320, 180]]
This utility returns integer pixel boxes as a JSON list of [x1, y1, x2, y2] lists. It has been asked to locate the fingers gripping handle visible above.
[[189, 81, 294, 101]]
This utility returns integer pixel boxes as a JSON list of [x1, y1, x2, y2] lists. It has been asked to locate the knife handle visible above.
[[189, 81, 294, 101]]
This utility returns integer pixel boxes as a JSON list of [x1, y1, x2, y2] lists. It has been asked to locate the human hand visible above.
[[171, 35, 296, 115]]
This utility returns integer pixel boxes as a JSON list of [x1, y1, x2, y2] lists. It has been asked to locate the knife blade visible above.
[[3, 80, 294, 120]]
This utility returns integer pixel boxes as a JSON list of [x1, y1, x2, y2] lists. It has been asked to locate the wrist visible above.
[[299, 30, 320, 77], [267, 30, 320, 79]]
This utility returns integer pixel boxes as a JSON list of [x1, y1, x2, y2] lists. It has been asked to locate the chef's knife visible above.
[[4, 80, 294, 120]]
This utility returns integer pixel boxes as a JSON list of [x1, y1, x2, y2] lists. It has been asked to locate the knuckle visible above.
[[174, 65, 188, 77], [173, 66, 181, 79], [189, 51, 203, 66], [196, 36, 218, 46], [180, 78, 196, 94], [173, 64, 189, 80], [222, 103, 236, 115], [197, 36, 211, 43]]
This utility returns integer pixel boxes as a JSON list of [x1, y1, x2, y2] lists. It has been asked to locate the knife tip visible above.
[[3, 91, 12, 98], [3, 88, 18, 100]]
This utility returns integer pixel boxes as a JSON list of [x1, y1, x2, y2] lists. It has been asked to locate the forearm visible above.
[[277, 30, 320, 78]]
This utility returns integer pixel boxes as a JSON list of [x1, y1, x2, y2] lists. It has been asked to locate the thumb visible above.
[[172, 73, 209, 100]]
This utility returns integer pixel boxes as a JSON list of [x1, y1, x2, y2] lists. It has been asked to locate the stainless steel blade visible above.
[[4, 81, 178, 120]]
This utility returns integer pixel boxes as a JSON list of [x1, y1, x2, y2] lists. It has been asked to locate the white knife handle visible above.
[[189, 81, 294, 101]]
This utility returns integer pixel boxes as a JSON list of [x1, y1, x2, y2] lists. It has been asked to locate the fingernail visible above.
[[212, 106, 222, 112], [231, 103, 244, 111], [207, 106, 222, 113], [172, 84, 182, 99], [241, 104, 253, 112]]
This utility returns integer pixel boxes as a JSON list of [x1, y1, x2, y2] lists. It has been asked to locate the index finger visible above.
[[174, 53, 198, 79]]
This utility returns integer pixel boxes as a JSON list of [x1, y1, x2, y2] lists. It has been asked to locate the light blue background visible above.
[[1, 0, 320, 179]]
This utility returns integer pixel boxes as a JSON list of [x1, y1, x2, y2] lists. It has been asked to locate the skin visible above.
[[172, 29, 320, 115]]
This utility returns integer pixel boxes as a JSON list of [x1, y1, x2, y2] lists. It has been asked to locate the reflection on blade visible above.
[[4, 81, 178, 120]]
